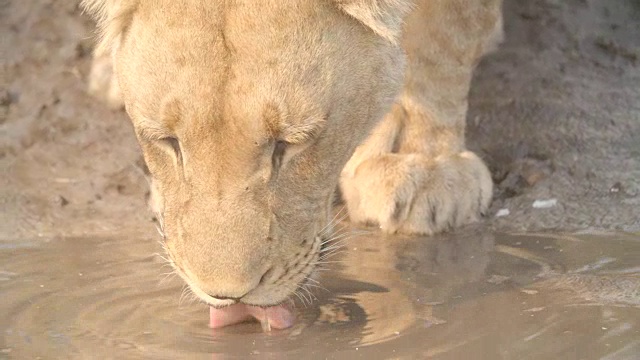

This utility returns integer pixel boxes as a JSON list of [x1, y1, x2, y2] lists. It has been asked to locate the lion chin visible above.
[[82, 0, 502, 328]]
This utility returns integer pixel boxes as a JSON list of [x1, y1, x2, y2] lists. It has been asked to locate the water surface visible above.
[[1, 229, 639, 359]]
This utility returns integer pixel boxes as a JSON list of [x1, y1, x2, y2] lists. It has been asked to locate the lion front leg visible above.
[[340, 101, 494, 235], [340, 0, 502, 235]]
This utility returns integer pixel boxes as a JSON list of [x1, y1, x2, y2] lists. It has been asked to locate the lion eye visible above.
[[160, 136, 182, 162], [272, 140, 288, 169]]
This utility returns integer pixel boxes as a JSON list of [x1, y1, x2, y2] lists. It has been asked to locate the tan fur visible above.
[[341, 0, 501, 234], [82, 0, 502, 306]]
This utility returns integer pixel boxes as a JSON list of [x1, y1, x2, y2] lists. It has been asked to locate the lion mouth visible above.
[[161, 245, 298, 331], [209, 303, 295, 331]]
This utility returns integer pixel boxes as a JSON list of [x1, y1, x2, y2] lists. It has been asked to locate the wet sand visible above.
[[1, 0, 639, 240], [2, 230, 639, 359]]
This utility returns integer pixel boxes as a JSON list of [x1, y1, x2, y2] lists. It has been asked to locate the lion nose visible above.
[[206, 267, 272, 302]]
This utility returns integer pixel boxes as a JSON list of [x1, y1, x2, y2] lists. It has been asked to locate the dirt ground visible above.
[[1, 0, 639, 242]]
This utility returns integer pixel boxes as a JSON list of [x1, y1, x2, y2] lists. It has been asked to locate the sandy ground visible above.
[[1, 0, 639, 242]]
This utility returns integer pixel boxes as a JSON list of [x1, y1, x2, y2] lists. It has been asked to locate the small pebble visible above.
[[609, 182, 622, 193], [495, 208, 510, 217], [532, 198, 557, 209], [524, 307, 545, 312]]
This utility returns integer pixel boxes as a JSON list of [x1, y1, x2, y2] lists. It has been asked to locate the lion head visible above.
[[83, 0, 412, 310]]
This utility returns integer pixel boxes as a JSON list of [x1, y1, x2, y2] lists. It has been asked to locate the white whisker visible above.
[[321, 223, 349, 241], [178, 284, 190, 306], [321, 229, 368, 246], [158, 271, 177, 286], [153, 251, 169, 260], [320, 250, 346, 261], [319, 206, 347, 236], [301, 284, 317, 302], [158, 263, 175, 271], [296, 284, 312, 305], [320, 243, 345, 254], [292, 288, 308, 307], [321, 242, 342, 252], [321, 242, 346, 253], [186, 289, 199, 305], [155, 224, 165, 238], [304, 282, 329, 293], [311, 260, 344, 266], [305, 277, 321, 284]]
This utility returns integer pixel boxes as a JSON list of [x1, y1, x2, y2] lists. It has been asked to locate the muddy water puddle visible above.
[[1, 230, 639, 359]]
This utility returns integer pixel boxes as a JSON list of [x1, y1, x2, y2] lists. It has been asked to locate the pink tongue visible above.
[[209, 303, 295, 330]]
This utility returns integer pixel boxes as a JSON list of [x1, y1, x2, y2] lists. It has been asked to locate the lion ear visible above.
[[81, 0, 139, 55], [334, 0, 415, 44]]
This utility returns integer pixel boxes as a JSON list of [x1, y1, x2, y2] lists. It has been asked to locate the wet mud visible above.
[[1, 231, 639, 359]]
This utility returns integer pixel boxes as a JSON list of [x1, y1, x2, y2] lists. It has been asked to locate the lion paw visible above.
[[340, 151, 493, 235]]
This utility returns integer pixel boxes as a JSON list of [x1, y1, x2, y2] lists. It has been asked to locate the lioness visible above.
[[82, 0, 503, 328]]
